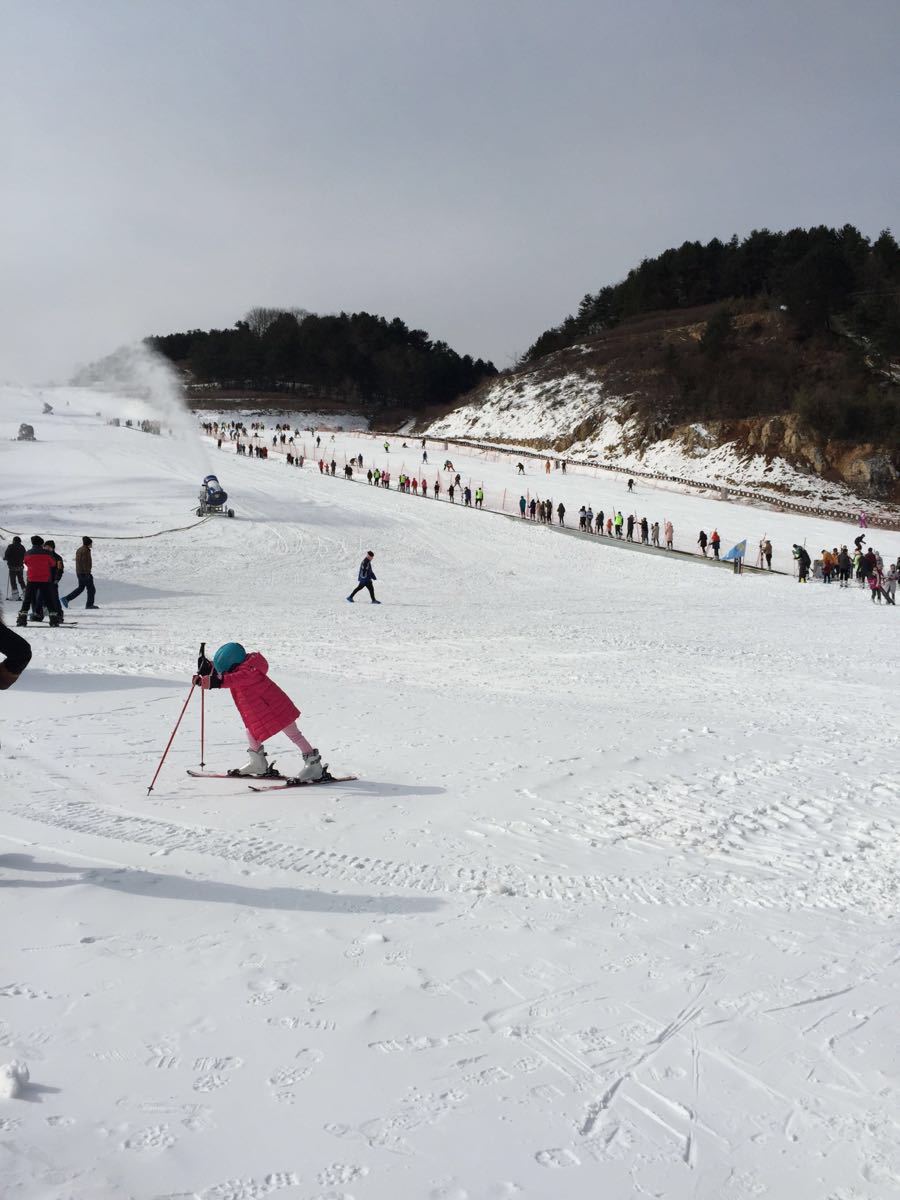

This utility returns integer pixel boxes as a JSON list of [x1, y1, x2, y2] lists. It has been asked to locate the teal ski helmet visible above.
[[213, 642, 247, 674]]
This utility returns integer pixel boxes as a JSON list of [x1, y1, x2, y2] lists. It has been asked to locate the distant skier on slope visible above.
[[192, 642, 326, 780], [347, 550, 380, 604]]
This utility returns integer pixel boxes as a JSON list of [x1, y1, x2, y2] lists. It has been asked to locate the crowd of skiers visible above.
[[201, 423, 900, 605], [798, 538, 898, 602]]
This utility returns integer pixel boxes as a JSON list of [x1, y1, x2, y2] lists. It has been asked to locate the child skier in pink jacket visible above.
[[194, 643, 325, 779]]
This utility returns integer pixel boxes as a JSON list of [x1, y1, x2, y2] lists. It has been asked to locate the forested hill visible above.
[[146, 308, 497, 412], [527, 225, 900, 364]]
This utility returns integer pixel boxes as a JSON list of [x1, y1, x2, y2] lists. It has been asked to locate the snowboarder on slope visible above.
[[347, 550, 380, 604], [193, 644, 326, 781]]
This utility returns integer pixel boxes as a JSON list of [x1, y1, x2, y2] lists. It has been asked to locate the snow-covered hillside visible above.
[[425, 369, 896, 515], [1, 386, 899, 1200]]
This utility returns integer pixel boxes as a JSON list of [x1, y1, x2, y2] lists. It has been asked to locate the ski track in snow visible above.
[[1, 389, 899, 1200]]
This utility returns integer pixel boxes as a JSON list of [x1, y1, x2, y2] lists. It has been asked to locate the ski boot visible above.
[[227, 747, 273, 777], [293, 749, 328, 783], [16, 612, 27, 628], [49, 613, 62, 627]]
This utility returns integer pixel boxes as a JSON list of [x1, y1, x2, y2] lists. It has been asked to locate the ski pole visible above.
[[198, 641, 207, 768], [147, 683, 195, 795]]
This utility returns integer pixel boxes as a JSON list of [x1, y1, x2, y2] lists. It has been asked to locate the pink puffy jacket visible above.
[[205, 652, 300, 742]]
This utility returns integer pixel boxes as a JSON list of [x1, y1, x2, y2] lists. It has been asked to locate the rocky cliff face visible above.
[[673, 415, 899, 500]]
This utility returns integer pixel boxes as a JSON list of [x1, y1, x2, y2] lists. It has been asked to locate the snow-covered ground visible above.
[[1, 387, 899, 1200], [425, 370, 898, 516]]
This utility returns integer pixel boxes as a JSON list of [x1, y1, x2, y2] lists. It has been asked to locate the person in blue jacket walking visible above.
[[347, 550, 380, 603]]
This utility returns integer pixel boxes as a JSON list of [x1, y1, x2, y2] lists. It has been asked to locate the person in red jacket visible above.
[[193, 642, 326, 780], [17, 536, 62, 626]]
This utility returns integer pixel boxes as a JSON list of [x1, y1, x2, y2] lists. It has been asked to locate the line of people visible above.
[[518, 498, 678, 550]]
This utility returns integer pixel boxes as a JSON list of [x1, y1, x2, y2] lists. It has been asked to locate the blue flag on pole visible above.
[[723, 539, 747, 561]]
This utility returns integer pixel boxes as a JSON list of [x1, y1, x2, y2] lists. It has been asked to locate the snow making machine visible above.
[[196, 474, 234, 518]]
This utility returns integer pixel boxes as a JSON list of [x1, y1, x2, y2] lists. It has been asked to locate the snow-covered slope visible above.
[[1, 387, 899, 1199], [426, 368, 897, 515]]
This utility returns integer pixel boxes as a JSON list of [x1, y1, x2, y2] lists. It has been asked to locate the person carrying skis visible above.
[[194, 643, 325, 780], [762, 538, 773, 569], [4, 536, 25, 599], [347, 550, 380, 604]]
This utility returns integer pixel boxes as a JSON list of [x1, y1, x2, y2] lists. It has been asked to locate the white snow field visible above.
[[1, 387, 899, 1200]]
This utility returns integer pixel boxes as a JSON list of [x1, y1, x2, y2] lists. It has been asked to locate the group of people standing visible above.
[[3, 534, 98, 628], [812, 539, 898, 602]]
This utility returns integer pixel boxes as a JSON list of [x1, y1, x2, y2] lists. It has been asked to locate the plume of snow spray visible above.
[[71, 343, 208, 476]]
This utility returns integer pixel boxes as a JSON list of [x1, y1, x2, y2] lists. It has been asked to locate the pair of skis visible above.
[[187, 769, 357, 792]]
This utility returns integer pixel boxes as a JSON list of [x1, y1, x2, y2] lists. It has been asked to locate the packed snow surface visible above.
[[1, 387, 899, 1199]]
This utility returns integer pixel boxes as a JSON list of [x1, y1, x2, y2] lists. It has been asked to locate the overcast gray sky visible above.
[[2, 0, 897, 381]]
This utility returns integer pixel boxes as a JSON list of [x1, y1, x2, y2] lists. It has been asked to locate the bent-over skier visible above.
[[193, 642, 326, 780]]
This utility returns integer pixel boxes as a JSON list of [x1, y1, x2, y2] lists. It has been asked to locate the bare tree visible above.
[[244, 307, 312, 336]]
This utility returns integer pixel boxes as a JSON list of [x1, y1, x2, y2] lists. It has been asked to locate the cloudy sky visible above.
[[2, 0, 897, 381]]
